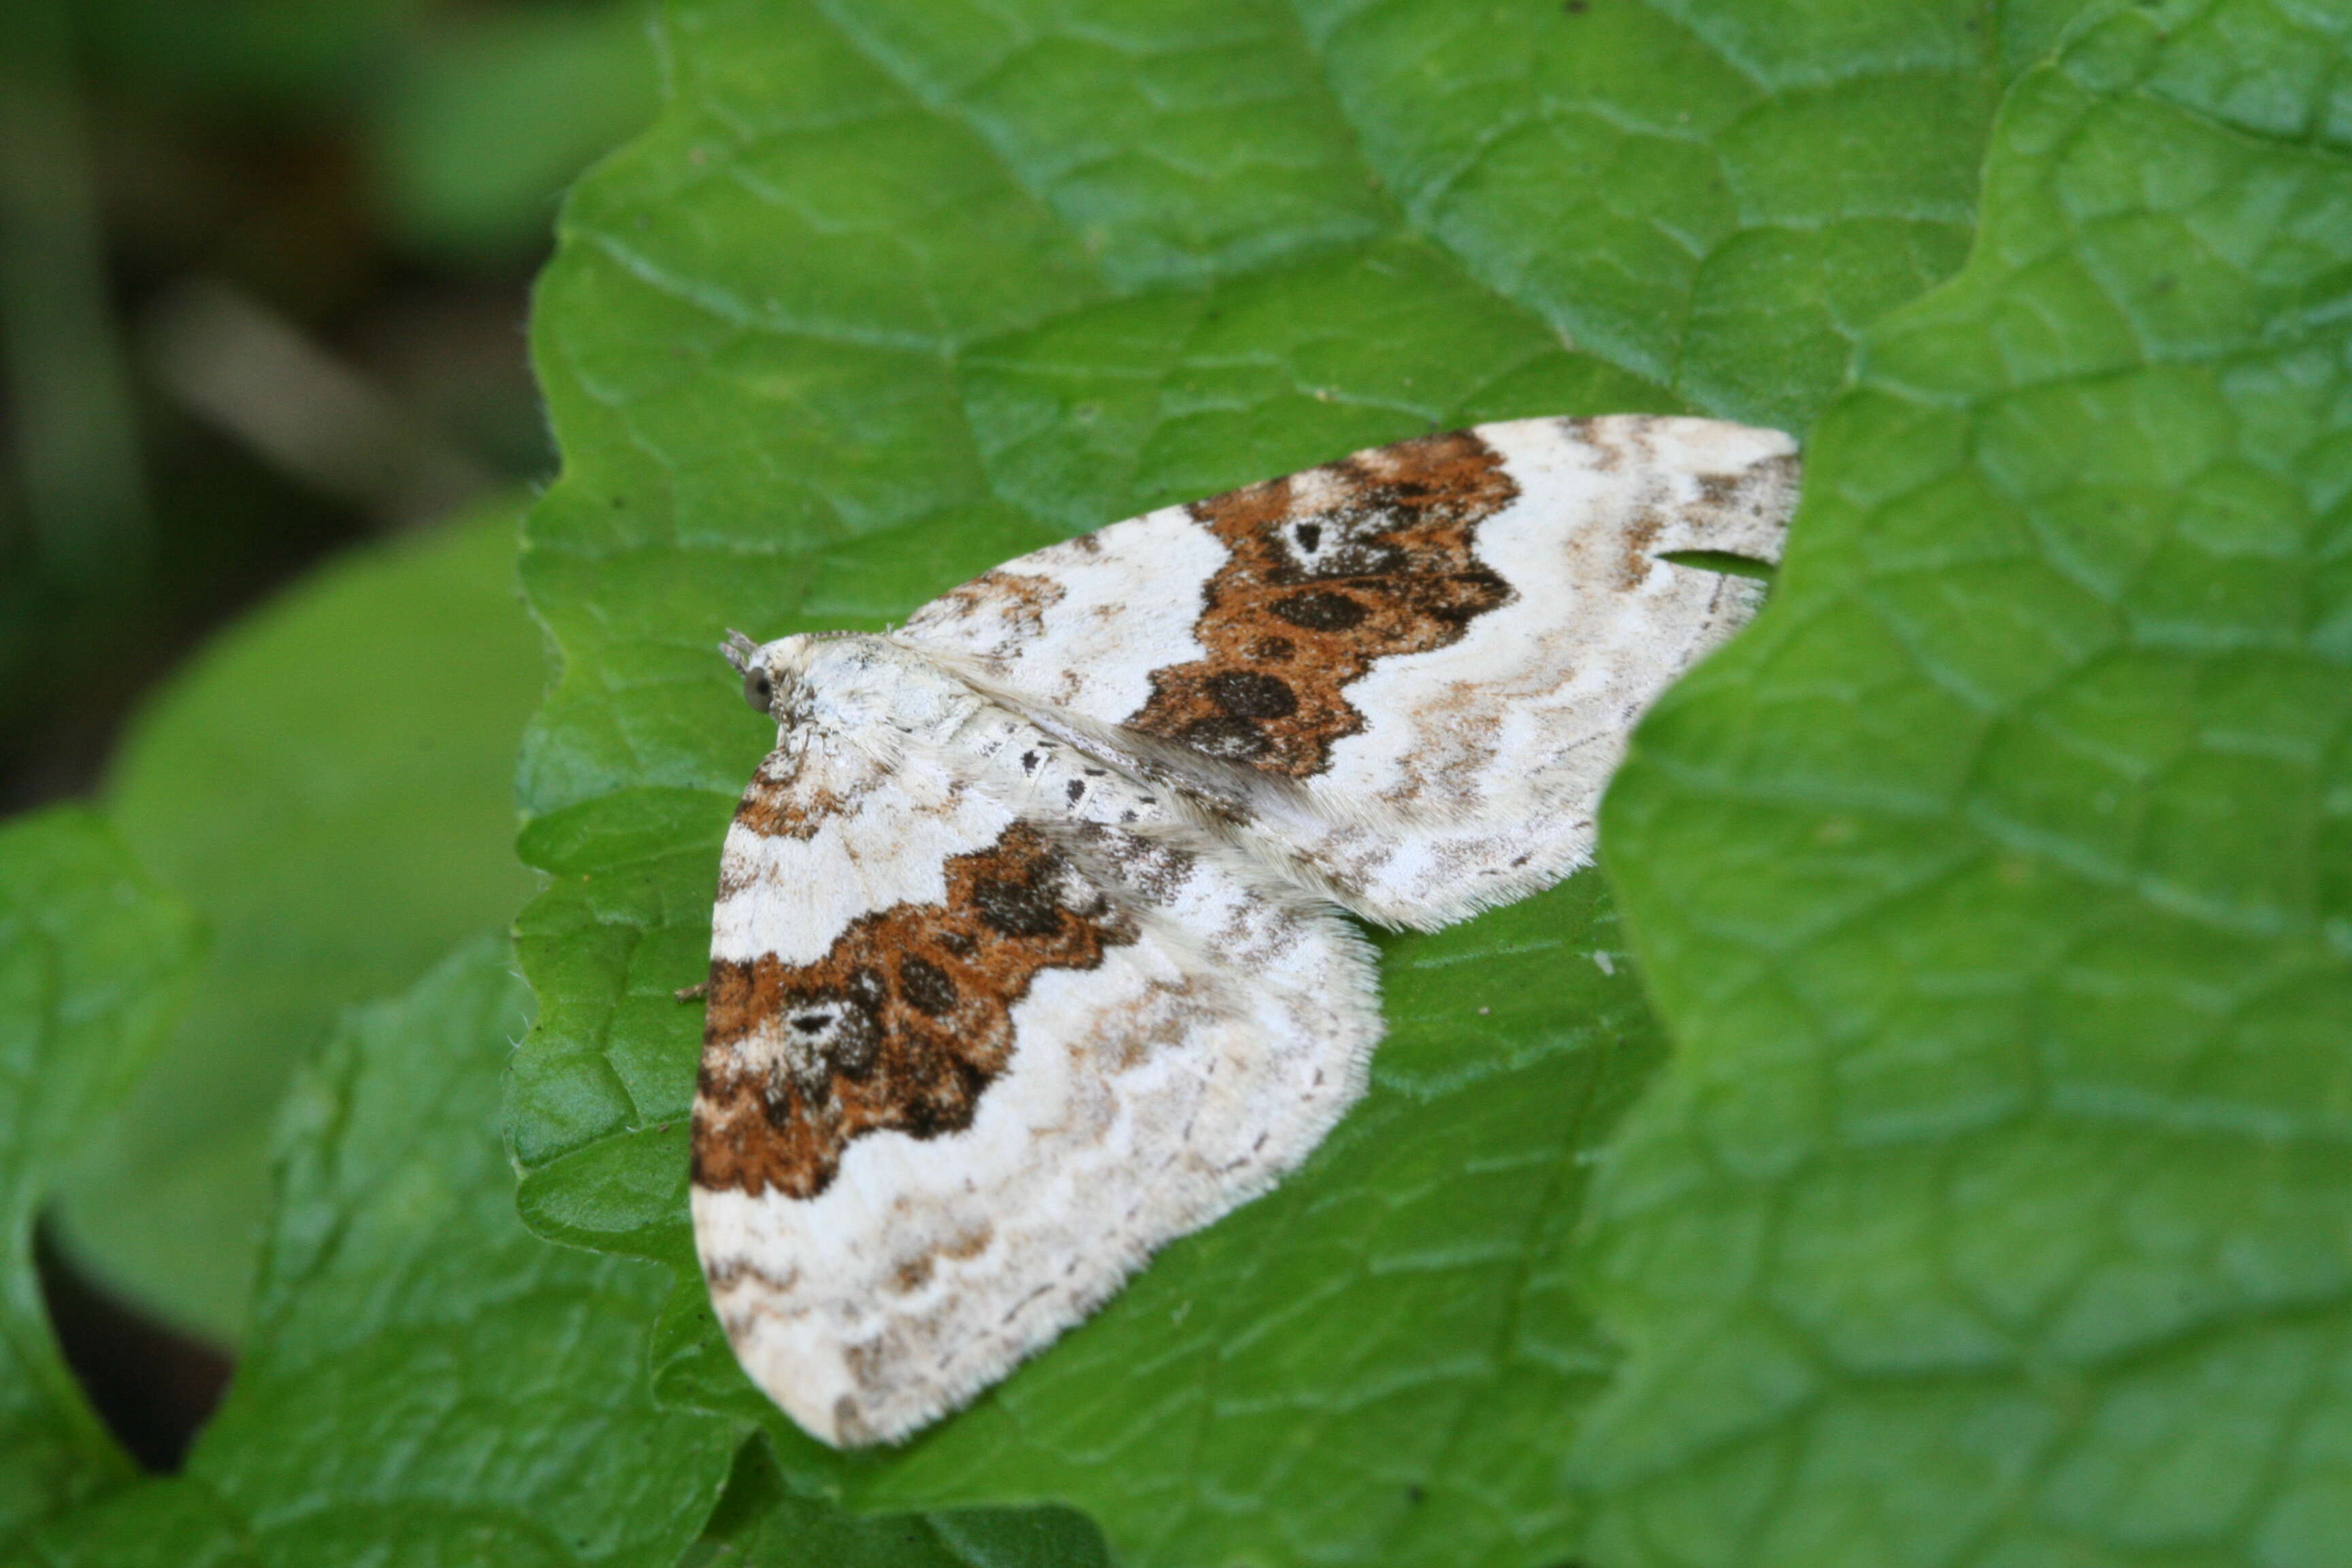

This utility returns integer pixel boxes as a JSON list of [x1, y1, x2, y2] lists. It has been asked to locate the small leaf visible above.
[[1586, 5, 2352, 1563], [0, 807, 198, 1550]]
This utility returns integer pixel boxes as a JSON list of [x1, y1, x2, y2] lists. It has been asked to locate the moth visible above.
[[693, 415, 1798, 1446]]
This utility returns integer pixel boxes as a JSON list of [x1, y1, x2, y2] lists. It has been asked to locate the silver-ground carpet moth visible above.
[[693, 416, 1799, 1446]]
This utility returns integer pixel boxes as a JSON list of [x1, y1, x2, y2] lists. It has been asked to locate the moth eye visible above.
[[743, 669, 776, 713]]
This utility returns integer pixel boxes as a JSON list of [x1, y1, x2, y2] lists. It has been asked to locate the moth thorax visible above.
[[794, 636, 975, 738]]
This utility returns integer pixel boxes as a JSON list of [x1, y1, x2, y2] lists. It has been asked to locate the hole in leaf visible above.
[[1659, 549, 1776, 583]]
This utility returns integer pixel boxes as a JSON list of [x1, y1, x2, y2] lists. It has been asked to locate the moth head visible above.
[[723, 630, 785, 716], [724, 630, 910, 727]]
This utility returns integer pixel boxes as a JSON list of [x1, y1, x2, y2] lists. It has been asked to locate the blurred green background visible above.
[[0, 0, 657, 1458]]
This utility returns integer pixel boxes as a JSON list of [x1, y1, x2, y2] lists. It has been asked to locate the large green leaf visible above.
[[52, 501, 547, 1341], [1584, 4, 2352, 1564], [508, 1, 2101, 1563], [0, 808, 198, 1550], [16, 936, 740, 1568]]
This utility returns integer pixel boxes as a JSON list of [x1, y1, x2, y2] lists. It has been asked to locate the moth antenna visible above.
[[721, 630, 762, 673]]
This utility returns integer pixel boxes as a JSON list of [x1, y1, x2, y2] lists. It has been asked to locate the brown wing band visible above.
[[693, 821, 1138, 1200], [1124, 427, 1520, 777]]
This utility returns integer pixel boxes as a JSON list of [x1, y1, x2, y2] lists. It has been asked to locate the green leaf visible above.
[[510, 1, 2116, 1562], [374, 1, 662, 263], [683, 1439, 1110, 1567], [0, 808, 198, 1549], [18, 936, 741, 1567], [1584, 5, 2352, 1564], [52, 500, 549, 1341]]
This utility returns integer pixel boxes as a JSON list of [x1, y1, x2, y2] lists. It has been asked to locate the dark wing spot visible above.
[[1270, 590, 1367, 632], [1181, 714, 1269, 759], [898, 956, 958, 1016], [897, 1056, 994, 1139], [1428, 567, 1511, 623], [973, 870, 1066, 938], [772, 973, 885, 1087], [1065, 778, 1086, 804], [1207, 670, 1298, 719], [1020, 750, 1041, 774], [1294, 521, 1322, 553]]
